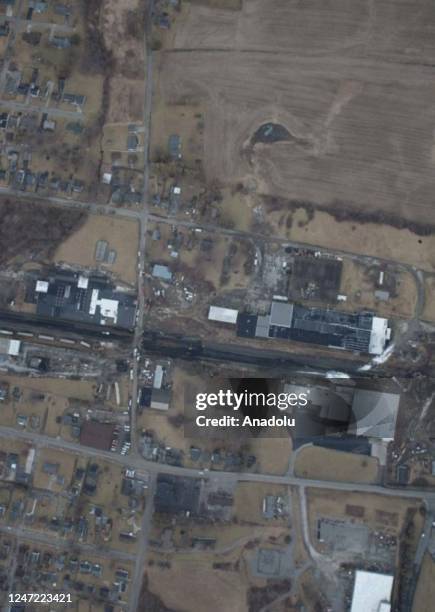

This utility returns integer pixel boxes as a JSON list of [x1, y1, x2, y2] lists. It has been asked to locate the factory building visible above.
[[237, 301, 391, 355], [0, 338, 21, 357], [350, 570, 393, 612], [27, 269, 137, 329]]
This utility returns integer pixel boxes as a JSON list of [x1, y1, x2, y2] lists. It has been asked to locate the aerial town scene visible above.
[[0, 0, 434, 611]]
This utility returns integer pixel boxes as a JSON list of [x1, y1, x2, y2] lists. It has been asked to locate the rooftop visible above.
[[350, 570, 393, 612]]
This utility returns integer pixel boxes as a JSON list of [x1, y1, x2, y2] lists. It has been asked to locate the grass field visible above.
[[53, 214, 139, 285], [294, 446, 380, 484]]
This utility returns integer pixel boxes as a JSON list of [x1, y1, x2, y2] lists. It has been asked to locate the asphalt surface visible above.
[[0, 425, 431, 503]]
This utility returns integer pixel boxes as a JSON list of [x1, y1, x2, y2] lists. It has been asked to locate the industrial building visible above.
[[152, 264, 172, 281], [27, 269, 137, 329], [0, 338, 20, 357], [236, 301, 390, 355], [350, 570, 393, 612], [208, 305, 239, 324]]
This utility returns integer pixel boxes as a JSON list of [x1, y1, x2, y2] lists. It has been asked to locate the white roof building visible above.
[[350, 570, 393, 612], [348, 389, 400, 441], [208, 306, 238, 325], [153, 365, 164, 390], [0, 338, 21, 357], [369, 316, 391, 355], [89, 289, 118, 324], [35, 280, 49, 293]]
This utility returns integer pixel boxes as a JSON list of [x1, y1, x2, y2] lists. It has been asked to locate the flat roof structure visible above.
[[236, 301, 390, 355], [348, 389, 400, 441], [152, 264, 172, 281], [150, 388, 171, 411], [28, 269, 136, 330], [153, 365, 163, 390], [270, 302, 294, 328], [369, 316, 391, 355], [208, 306, 238, 324], [0, 338, 20, 356], [255, 314, 270, 338], [350, 570, 393, 612]]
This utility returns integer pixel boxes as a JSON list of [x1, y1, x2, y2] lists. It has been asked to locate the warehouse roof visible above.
[[350, 570, 393, 612], [208, 305, 238, 324], [270, 302, 294, 327]]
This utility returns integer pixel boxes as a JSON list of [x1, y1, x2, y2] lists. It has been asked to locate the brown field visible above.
[[107, 77, 145, 123], [53, 214, 139, 285], [146, 557, 249, 612], [412, 553, 435, 612], [294, 446, 380, 484], [306, 488, 422, 549], [339, 260, 417, 319], [101, 0, 145, 79], [160, 0, 435, 237], [233, 482, 289, 525], [0, 375, 98, 401]]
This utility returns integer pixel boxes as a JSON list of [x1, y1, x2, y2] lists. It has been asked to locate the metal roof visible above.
[[270, 302, 293, 328], [208, 305, 238, 324]]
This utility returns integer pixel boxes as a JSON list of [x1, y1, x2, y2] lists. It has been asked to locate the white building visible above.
[[208, 306, 238, 325], [0, 338, 21, 357], [350, 570, 393, 612]]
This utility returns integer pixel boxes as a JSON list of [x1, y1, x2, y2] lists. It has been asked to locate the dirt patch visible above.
[[0, 200, 86, 267]]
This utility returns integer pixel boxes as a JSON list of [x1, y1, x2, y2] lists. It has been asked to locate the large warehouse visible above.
[[350, 570, 393, 612], [236, 301, 391, 355], [27, 269, 137, 330]]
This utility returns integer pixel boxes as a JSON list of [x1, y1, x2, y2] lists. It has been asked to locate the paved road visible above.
[[129, 0, 155, 457], [0, 98, 85, 119], [129, 474, 156, 612], [0, 425, 431, 504], [0, 524, 136, 562]]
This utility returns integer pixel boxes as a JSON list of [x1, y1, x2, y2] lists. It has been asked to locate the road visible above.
[[129, 475, 156, 612], [126, 1, 156, 608], [0, 98, 85, 120], [0, 425, 431, 504], [0, 524, 136, 563]]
